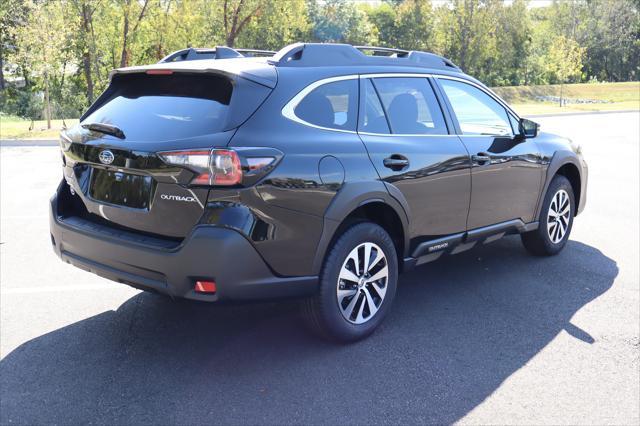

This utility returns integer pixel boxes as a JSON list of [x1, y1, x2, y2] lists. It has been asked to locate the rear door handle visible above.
[[383, 155, 409, 171], [472, 153, 491, 165]]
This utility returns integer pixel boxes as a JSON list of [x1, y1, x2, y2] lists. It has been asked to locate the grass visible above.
[[0, 114, 78, 140], [492, 81, 639, 116], [0, 82, 637, 140]]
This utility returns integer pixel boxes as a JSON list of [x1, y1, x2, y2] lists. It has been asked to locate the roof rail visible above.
[[159, 47, 275, 63], [269, 43, 461, 72], [235, 48, 277, 57], [354, 46, 409, 57]]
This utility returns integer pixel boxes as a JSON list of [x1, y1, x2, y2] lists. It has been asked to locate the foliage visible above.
[[307, 0, 376, 45], [236, 0, 310, 50], [1, 0, 638, 120], [546, 35, 585, 84]]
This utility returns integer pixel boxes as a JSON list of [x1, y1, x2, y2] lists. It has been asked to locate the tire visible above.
[[521, 174, 575, 256], [302, 222, 398, 342]]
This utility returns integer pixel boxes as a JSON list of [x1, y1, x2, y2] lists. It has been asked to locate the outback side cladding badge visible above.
[[428, 242, 449, 252], [98, 150, 115, 165]]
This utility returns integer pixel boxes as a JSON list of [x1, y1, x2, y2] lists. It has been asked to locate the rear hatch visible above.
[[60, 63, 275, 238]]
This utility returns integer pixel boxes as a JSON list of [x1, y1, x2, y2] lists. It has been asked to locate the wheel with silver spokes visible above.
[[303, 222, 398, 342], [547, 189, 571, 244], [522, 175, 574, 256], [337, 242, 388, 324]]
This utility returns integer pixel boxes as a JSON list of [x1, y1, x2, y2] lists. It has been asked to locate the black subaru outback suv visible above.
[[50, 43, 587, 341]]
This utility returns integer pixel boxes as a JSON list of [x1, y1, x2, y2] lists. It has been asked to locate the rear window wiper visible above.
[[82, 122, 126, 139]]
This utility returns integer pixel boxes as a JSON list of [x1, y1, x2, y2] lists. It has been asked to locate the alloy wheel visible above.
[[547, 189, 571, 244], [336, 242, 388, 324]]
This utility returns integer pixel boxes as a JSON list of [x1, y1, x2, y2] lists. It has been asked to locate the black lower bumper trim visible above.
[[50, 194, 318, 302]]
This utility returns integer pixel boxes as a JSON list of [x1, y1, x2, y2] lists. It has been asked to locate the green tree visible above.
[[220, 0, 263, 47], [236, 0, 310, 50], [307, 0, 376, 45], [581, 0, 639, 81], [146, 0, 214, 59], [364, 2, 397, 47], [70, 0, 99, 104], [366, 0, 435, 51], [14, 0, 74, 127], [492, 0, 532, 86], [434, 0, 498, 82], [0, 0, 30, 90], [546, 35, 585, 105], [117, 0, 151, 67], [394, 0, 436, 51]]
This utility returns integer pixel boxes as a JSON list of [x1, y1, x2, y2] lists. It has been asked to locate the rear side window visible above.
[[83, 73, 269, 141], [372, 77, 447, 135], [293, 79, 358, 131], [360, 79, 390, 134]]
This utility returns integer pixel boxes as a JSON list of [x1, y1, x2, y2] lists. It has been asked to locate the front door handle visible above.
[[383, 155, 409, 171], [472, 153, 491, 165]]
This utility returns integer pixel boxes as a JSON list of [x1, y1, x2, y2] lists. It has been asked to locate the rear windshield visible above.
[[83, 73, 264, 141]]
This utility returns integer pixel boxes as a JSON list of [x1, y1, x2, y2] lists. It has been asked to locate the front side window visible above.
[[372, 77, 448, 135], [294, 79, 358, 131], [508, 113, 521, 135], [439, 79, 513, 136]]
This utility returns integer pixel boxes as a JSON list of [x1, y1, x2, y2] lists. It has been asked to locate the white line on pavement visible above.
[[0, 283, 136, 295]]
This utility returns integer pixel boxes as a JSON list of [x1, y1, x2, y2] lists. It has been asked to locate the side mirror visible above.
[[519, 118, 539, 139]]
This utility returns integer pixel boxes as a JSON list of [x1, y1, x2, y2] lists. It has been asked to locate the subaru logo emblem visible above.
[[99, 150, 115, 165]]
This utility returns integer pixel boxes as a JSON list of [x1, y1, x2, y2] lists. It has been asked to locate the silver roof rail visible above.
[[270, 43, 461, 72], [159, 47, 275, 63]]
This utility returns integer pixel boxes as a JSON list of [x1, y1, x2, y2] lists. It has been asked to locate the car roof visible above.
[[110, 43, 473, 90]]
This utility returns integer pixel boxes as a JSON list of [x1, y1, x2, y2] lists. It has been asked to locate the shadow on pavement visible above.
[[0, 238, 618, 424]]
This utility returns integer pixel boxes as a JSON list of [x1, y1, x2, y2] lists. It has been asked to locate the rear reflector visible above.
[[194, 280, 217, 293]]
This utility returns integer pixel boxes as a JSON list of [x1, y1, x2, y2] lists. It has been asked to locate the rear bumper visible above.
[[49, 193, 317, 302]]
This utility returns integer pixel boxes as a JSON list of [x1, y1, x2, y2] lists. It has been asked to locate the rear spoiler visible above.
[[108, 54, 278, 90]]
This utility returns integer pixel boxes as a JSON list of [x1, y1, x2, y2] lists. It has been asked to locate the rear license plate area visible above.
[[89, 168, 154, 210]]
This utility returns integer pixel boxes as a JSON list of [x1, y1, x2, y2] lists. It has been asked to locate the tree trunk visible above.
[[120, 8, 130, 67], [0, 48, 5, 90], [457, 0, 473, 71], [82, 52, 94, 103], [226, 32, 236, 47], [44, 72, 51, 129], [223, 0, 261, 48], [119, 0, 149, 67], [81, 2, 94, 103], [559, 82, 564, 107]]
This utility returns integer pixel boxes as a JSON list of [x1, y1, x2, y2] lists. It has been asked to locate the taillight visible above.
[[159, 149, 243, 186]]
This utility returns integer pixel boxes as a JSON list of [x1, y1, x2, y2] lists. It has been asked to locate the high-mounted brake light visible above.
[[158, 149, 243, 186], [146, 69, 174, 75]]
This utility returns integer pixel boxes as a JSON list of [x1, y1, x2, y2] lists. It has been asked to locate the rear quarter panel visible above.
[[227, 68, 383, 276]]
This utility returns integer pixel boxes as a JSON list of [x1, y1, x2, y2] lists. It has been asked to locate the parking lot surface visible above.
[[1, 112, 638, 424]]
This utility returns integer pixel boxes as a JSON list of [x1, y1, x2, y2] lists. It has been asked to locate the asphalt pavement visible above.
[[0, 111, 638, 424]]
